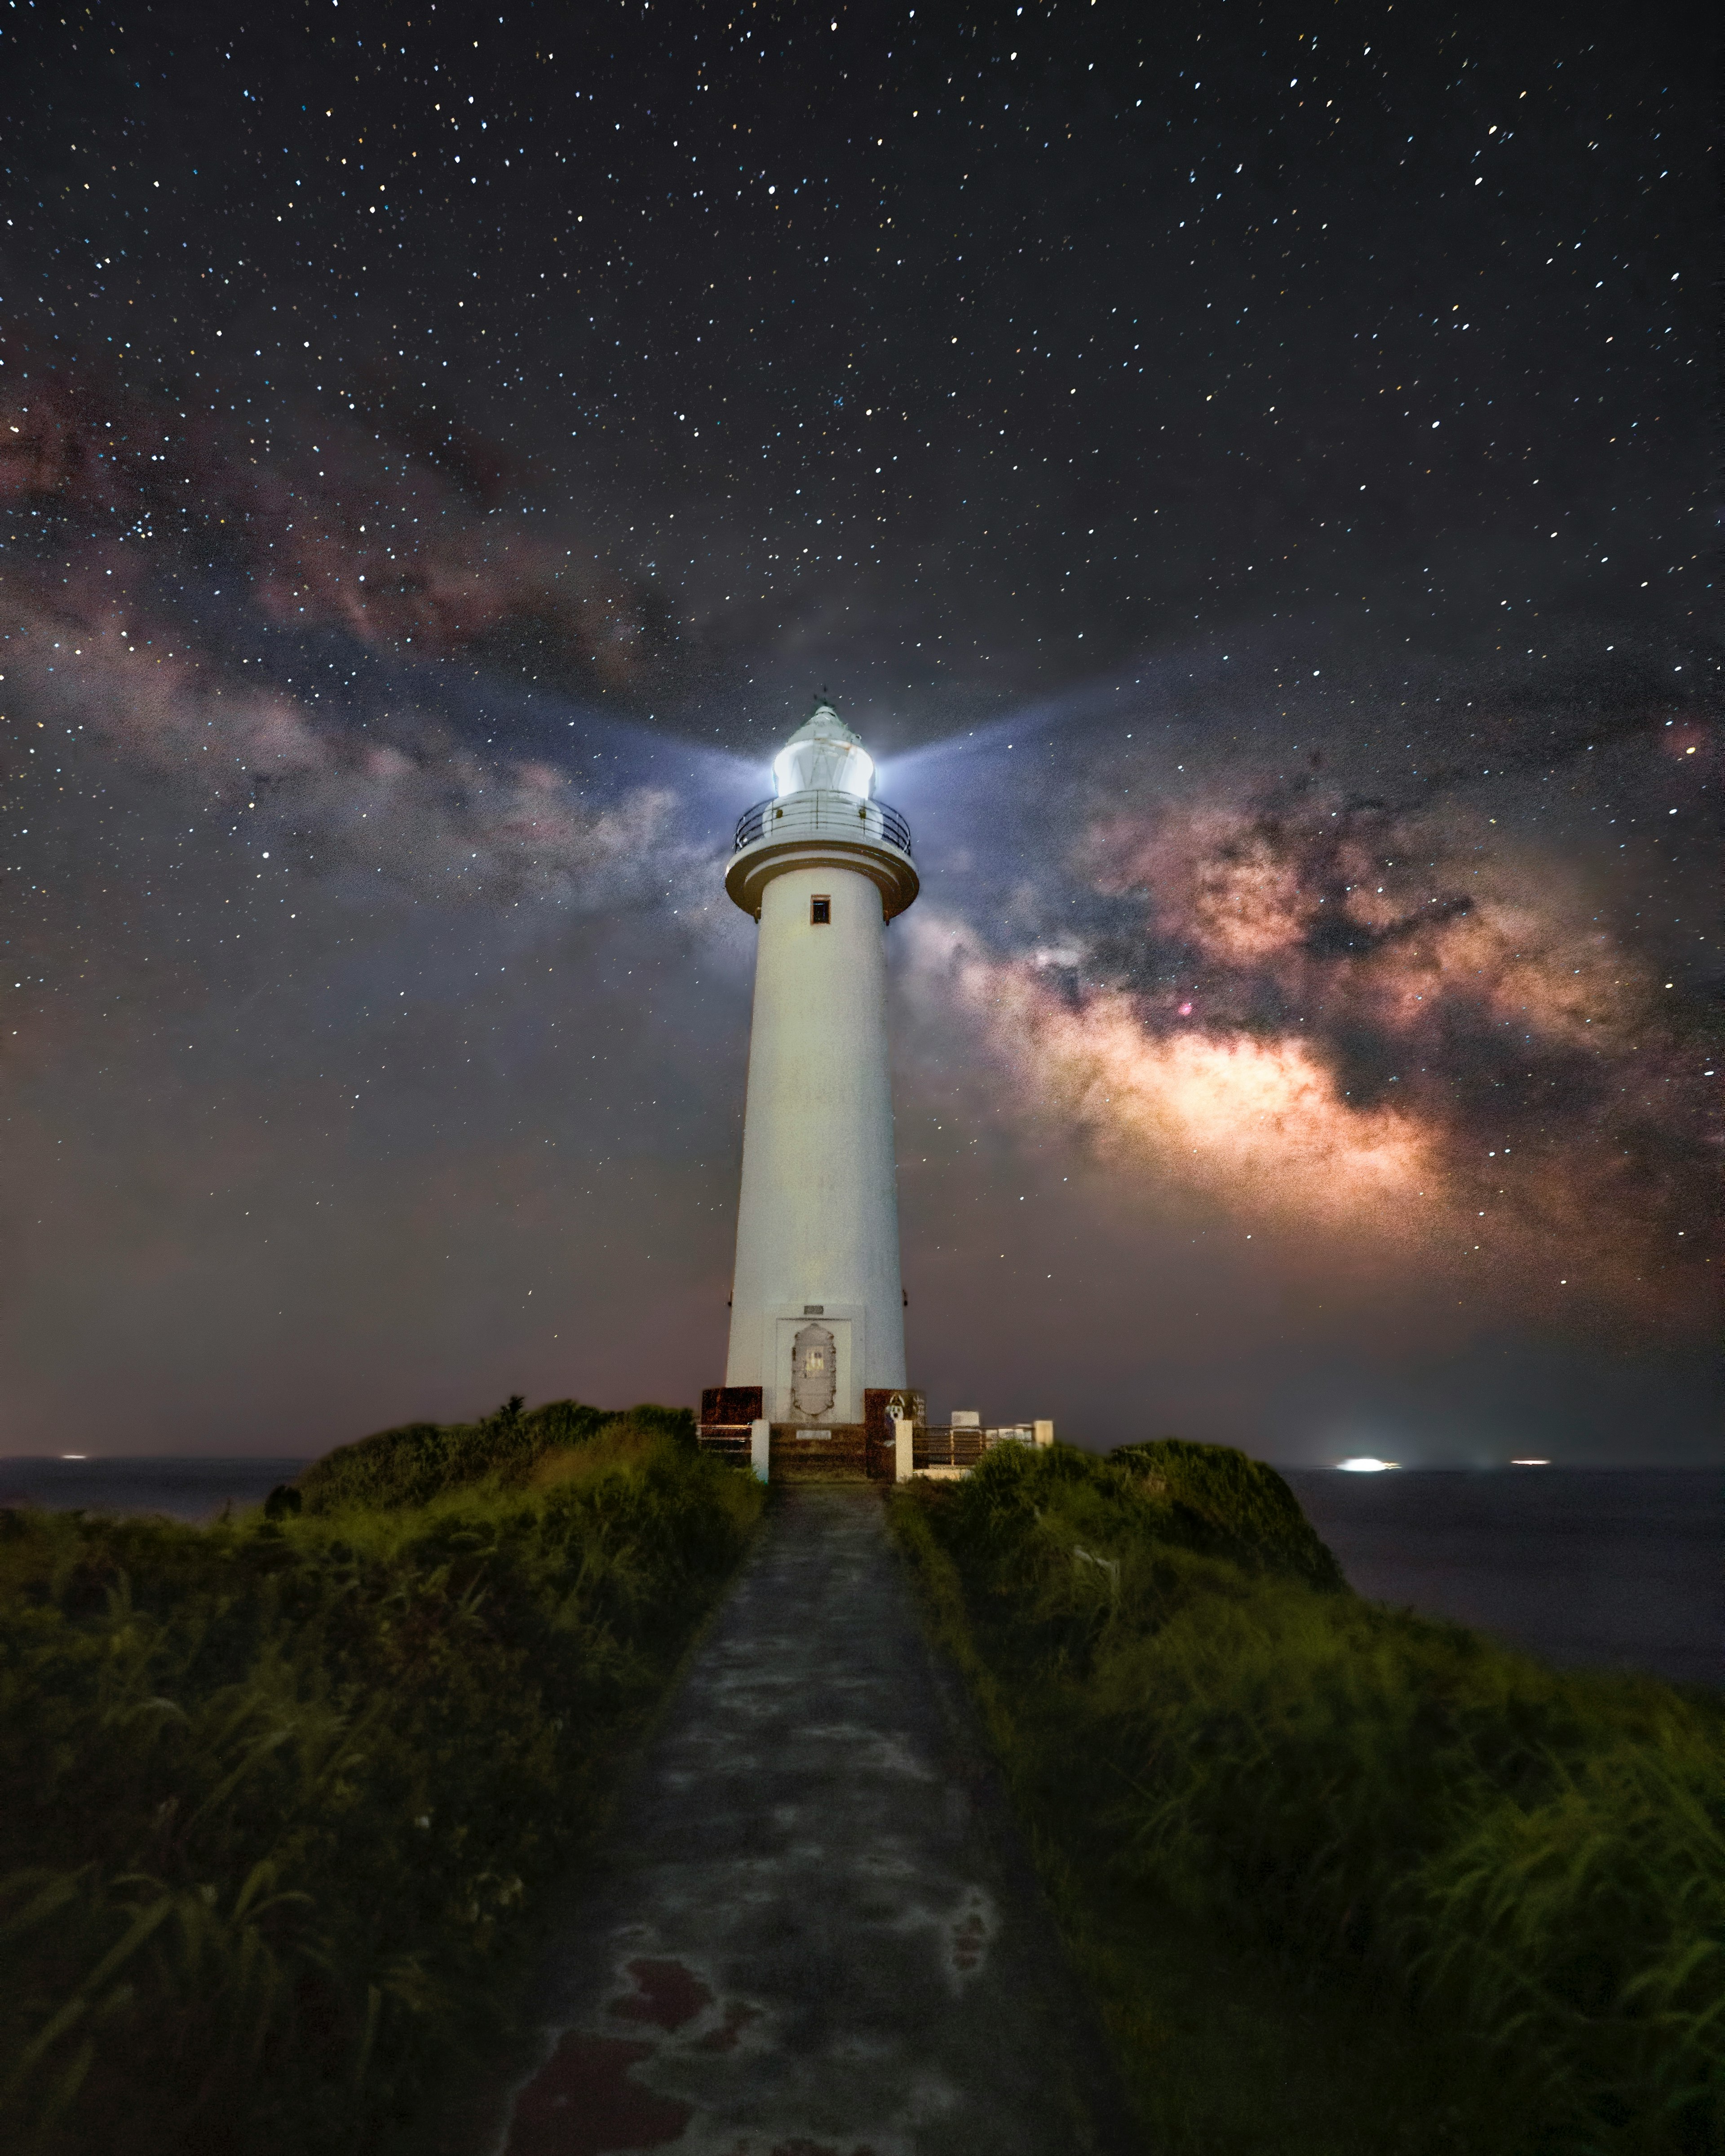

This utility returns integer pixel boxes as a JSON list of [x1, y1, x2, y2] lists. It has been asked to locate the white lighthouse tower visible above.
[[719, 702, 918, 1431]]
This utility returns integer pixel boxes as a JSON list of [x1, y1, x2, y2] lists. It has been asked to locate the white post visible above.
[[750, 1418, 770, 1484], [893, 1415, 913, 1483]]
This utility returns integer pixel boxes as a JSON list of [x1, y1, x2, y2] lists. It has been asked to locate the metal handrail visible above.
[[733, 791, 912, 857]]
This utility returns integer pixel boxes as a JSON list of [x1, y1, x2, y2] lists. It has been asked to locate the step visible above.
[[768, 1420, 873, 1481]]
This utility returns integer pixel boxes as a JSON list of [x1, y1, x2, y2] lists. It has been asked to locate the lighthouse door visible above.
[[767, 1308, 858, 1424], [790, 1322, 836, 1421]]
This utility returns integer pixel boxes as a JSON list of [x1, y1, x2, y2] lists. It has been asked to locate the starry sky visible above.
[[1, 0, 1716, 1463]]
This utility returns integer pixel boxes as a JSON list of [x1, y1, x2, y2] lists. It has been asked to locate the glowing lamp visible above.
[[772, 702, 876, 799]]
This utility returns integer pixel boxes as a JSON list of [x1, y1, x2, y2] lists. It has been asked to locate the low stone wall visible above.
[[701, 1386, 763, 1427]]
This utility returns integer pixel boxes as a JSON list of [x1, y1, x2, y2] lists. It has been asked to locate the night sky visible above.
[[1, 0, 1716, 1463]]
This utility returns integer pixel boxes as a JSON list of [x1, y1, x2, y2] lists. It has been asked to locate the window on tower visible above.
[[810, 896, 831, 925]]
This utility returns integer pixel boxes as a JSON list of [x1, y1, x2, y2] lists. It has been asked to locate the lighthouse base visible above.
[[699, 1387, 925, 1482]]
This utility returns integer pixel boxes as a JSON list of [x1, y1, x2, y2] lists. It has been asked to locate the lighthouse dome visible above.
[[772, 702, 875, 801]]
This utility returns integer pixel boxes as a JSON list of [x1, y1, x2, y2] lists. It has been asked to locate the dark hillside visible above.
[[295, 1395, 696, 1513], [893, 1440, 1725, 2156], [0, 1404, 757, 2156], [1107, 1436, 1345, 1589]]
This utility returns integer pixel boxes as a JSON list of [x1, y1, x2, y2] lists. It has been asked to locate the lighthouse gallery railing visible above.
[[733, 792, 912, 857]]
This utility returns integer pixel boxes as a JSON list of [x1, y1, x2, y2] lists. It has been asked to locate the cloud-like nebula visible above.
[[13, 596, 686, 911], [1, 332, 663, 672], [0, 339, 707, 915], [907, 765, 1716, 1337]]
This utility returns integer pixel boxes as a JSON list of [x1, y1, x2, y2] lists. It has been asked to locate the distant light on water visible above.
[[1510, 1458, 1551, 1466], [1337, 1457, 1399, 1473]]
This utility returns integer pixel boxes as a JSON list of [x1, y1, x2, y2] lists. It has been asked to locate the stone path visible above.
[[491, 1486, 1137, 2156]]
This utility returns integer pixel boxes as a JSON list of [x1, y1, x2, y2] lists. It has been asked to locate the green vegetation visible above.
[[293, 1393, 697, 1513], [0, 1401, 761, 2156], [893, 1440, 1725, 2156]]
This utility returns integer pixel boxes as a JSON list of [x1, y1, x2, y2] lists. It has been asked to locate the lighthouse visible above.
[[715, 702, 918, 1438]]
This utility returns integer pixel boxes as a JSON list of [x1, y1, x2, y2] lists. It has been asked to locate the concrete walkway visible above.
[[492, 1486, 1137, 2156]]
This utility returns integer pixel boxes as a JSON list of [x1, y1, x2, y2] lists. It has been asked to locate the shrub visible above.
[[294, 1395, 653, 1513], [0, 1414, 762, 2156], [1111, 1435, 1347, 1590], [893, 1440, 1725, 2153]]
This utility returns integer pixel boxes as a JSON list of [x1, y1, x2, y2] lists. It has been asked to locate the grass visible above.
[[292, 1393, 697, 1513], [891, 1439, 1725, 2156], [0, 1401, 762, 2156]]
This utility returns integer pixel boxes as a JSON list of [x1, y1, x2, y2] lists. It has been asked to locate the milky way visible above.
[[907, 725, 1712, 1335], [0, 0, 1714, 1461]]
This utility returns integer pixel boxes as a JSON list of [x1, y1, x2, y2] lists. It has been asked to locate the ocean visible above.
[[1282, 1467, 1721, 1690], [0, 1456, 310, 1523], [0, 1457, 1716, 1688]]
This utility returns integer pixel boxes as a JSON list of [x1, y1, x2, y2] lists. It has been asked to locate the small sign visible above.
[[864, 1388, 925, 1441], [796, 1428, 832, 1442]]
